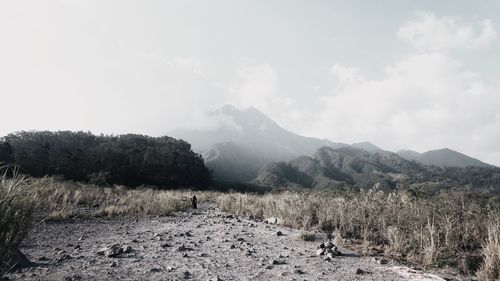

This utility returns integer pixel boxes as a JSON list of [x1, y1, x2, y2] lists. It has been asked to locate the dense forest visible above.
[[0, 131, 211, 188]]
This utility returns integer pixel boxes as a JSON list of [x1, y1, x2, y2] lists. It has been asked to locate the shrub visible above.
[[478, 220, 500, 280], [0, 167, 35, 276]]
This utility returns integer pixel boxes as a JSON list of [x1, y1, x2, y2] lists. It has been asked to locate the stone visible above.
[[378, 258, 389, 265], [150, 268, 161, 272], [276, 231, 283, 236], [104, 244, 123, 257], [316, 248, 325, 256], [293, 269, 305, 275], [121, 245, 132, 253], [7, 248, 33, 269], [175, 244, 188, 252], [355, 268, 365, 275], [265, 217, 282, 224]]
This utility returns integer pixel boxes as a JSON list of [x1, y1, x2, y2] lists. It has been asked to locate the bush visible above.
[[0, 167, 35, 276]]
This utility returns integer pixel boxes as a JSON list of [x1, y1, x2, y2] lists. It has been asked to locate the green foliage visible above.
[[0, 131, 211, 188]]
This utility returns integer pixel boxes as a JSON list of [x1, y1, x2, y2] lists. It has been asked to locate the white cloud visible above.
[[397, 14, 497, 51], [330, 65, 365, 92], [228, 64, 278, 110], [166, 57, 205, 75], [308, 52, 500, 164]]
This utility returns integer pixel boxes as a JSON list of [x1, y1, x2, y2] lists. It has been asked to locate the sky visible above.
[[1, 1, 500, 165]]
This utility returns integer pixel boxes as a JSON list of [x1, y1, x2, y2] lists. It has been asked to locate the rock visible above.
[[317, 242, 325, 249], [265, 217, 282, 224], [268, 259, 285, 265], [355, 268, 365, 275], [38, 256, 49, 261], [276, 231, 283, 236], [121, 245, 132, 253], [378, 258, 389, 265], [6, 248, 33, 270], [236, 238, 245, 242], [325, 241, 334, 249], [229, 244, 236, 249], [185, 232, 193, 237], [150, 268, 161, 272], [316, 248, 325, 256], [293, 269, 305, 275], [104, 244, 123, 257], [110, 261, 117, 267], [208, 276, 222, 281], [175, 244, 188, 252], [325, 252, 334, 260]]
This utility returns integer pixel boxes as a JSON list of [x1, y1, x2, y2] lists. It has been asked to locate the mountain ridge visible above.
[[396, 148, 493, 168], [169, 104, 494, 182]]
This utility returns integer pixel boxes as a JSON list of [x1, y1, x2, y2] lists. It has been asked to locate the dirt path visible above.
[[8, 203, 455, 281]]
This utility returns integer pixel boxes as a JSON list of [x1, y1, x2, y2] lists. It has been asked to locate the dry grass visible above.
[[478, 220, 500, 280], [217, 188, 500, 278], [27, 177, 214, 219], [0, 167, 35, 276]]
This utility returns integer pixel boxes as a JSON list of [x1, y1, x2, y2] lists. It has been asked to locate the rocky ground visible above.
[[7, 203, 465, 281]]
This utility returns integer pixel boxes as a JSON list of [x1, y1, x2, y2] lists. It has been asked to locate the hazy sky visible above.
[[1, 1, 500, 165]]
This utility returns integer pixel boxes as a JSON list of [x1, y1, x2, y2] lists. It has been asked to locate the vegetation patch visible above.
[[0, 167, 35, 276], [217, 187, 500, 278]]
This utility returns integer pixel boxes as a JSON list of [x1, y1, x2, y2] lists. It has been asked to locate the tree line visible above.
[[0, 131, 211, 188]]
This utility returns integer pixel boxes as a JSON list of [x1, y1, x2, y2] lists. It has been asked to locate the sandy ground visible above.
[[7, 203, 464, 281]]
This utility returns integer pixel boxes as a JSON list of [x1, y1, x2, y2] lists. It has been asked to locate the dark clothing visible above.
[[191, 196, 197, 209]]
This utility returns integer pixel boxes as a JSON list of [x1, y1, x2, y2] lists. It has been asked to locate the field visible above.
[[1, 174, 500, 280]]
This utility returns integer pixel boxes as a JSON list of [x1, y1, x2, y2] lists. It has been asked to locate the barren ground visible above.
[[8, 203, 465, 281]]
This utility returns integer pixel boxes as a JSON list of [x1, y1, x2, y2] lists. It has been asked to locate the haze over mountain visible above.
[[171, 105, 494, 183], [170, 105, 348, 182]]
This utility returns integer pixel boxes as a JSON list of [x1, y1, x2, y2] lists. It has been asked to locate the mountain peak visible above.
[[351, 142, 384, 152]]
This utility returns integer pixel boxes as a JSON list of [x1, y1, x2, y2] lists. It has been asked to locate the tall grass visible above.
[[217, 188, 500, 278], [478, 220, 500, 280], [0, 167, 35, 276], [27, 177, 214, 219]]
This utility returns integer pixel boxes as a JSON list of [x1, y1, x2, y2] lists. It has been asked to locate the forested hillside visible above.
[[0, 131, 211, 188]]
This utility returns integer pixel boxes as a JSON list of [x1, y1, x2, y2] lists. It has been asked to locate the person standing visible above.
[[191, 195, 197, 209]]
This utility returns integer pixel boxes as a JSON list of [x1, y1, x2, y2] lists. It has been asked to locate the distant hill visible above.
[[256, 146, 423, 190], [397, 148, 493, 168], [170, 105, 348, 182], [256, 146, 500, 193]]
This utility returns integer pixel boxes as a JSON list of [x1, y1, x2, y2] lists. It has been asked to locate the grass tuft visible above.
[[0, 166, 35, 276]]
